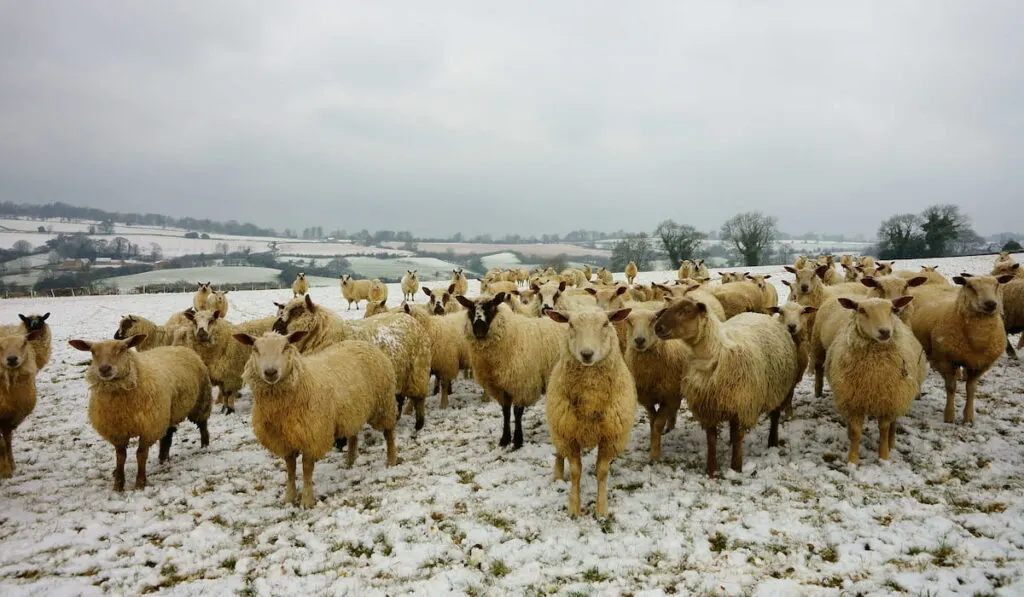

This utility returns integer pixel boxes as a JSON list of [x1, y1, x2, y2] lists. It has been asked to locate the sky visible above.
[[0, 1, 1021, 239]]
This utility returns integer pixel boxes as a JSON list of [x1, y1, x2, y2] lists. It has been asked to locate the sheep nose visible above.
[[800, 285, 809, 293], [263, 367, 278, 380], [983, 300, 997, 312], [6, 356, 18, 366], [634, 337, 646, 348], [99, 365, 112, 376], [877, 329, 891, 340], [787, 323, 797, 334], [580, 349, 594, 363]]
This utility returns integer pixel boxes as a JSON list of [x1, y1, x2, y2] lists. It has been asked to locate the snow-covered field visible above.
[[381, 242, 611, 259], [102, 267, 334, 291], [1, 256, 1022, 596]]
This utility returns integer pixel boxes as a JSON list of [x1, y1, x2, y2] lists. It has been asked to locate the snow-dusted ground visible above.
[[0, 256, 1022, 596], [381, 242, 612, 259]]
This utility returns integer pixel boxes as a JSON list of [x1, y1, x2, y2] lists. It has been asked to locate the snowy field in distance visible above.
[[0, 255, 1022, 595], [381, 241, 611, 259]]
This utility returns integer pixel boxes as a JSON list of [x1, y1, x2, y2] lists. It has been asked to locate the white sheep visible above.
[[451, 268, 469, 296], [193, 282, 213, 311], [0, 330, 43, 477], [624, 308, 686, 462], [401, 270, 420, 301], [340, 275, 372, 310], [205, 290, 230, 318], [546, 308, 636, 518], [292, 273, 309, 297]]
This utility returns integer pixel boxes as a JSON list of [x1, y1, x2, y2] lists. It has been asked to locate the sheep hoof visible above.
[[335, 437, 347, 451]]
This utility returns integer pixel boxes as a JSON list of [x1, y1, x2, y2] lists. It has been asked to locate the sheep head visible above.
[[233, 331, 308, 384], [68, 335, 146, 381], [456, 293, 505, 339], [547, 308, 630, 366], [837, 296, 913, 343], [1, 330, 42, 370]]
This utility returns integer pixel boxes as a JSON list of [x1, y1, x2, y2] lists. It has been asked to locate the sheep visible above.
[[368, 279, 389, 303], [482, 279, 518, 296], [423, 284, 462, 315], [543, 308, 636, 518], [625, 261, 639, 285], [839, 255, 855, 269], [514, 268, 530, 287], [767, 302, 818, 417], [710, 279, 764, 319], [623, 308, 686, 462], [536, 281, 597, 315], [402, 304, 471, 408], [875, 261, 895, 276], [0, 330, 43, 477], [694, 260, 710, 280], [292, 273, 309, 297], [672, 283, 727, 321], [401, 270, 420, 301], [1001, 274, 1024, 359], [451, 268, 469, 296], [364, 299, 401, 318], [455, 293, 565, 449], [859, 255, 877, 271], [793, 255, 810, 269], [910, 274, 1016, 423], [992, 258, 1023, 280], [206, 290, 230, 318], [193, 282, 213, 311], [180, 309, 278, 413], [745, 274, 779, 311], [995, 251, 1013, 265], [825, 296, 927, 463], [582, 265, 593, 282], [653, 297, 798, 475], [841, 263, 863, 283], [596, 267, 613, 285], [114, 309, 195, 351], [233, 332, 397, 507], [678, 260, 694, 281], [783, 265, 869, 311], [339, 275, 372, 310], [68, 335, 212, 491], [895, 266, 950, 287], [2, 313, 52, 371], [274, 295, 432, 430]]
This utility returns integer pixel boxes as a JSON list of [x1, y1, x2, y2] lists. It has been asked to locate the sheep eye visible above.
[[858, 308, 866, 314]]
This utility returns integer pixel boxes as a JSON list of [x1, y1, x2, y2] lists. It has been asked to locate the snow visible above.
[[381, 242, 612, 259], [0, 255, 1022, 595]]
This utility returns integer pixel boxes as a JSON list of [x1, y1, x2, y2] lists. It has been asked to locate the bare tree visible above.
[[720, 212, 778, 266], [654, 219, 706, 268], [611, 233, 653, 271], [876, 213, 924, 259], [12, 240, 33, 254]]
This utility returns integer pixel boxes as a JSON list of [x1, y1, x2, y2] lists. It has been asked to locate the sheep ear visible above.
[[908, 276, 928, 287], [608, 308, 631, 322], [491, 292, 507, 306], [24, 329, 43, 342], [1012, 263, 1020, 271], [287, 331, 309, 344], [546, 310, 570, 324], [184, 310, 195, 322], [784, 266, 797, 274], [695, 302, 708, 315], [18, 314, 29, 323], [838, 297, 859, 310], [781, 280, 792, 287], [401, 303, 411, 314], [762, 275, 771, 280], [447, 283, 456, 294], [232, 333, 255, 346], [997, 274, 1016, 284], [860, 277, 877, 288], [959, 272, 974, 278], [892, 296, 914, 310], [421, 287, 432, 297], [125, 334, 147, 349], [68, 339, 92, 352], [767, 306, 781, 315], [814, 265, 829, 279], [801, 306, 818, 315], [584, 288, 597, 296], [558, 281, 566, 292], [953, 276, 967, 286], [273, 302, 284, 309], [456, 295, 475, 310], [616, 286, 628, 296], [304, 294, 316, 311], [212, 310, 221, 320]]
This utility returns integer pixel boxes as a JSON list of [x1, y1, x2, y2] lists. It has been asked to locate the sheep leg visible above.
[[439, 376, 450, 409], [343, 434, 359, 467], [0, 429, 10, 478], [813, 361, 825, 398], [964, 369, 982, 424], [940, 366, 958, 423], [114, 444, 127, 492], [663, 406, 678, 434], [499, 400, 512, 447], [568, 450, 583, 518], [878, 420, 891, 460], [395, 395, 405, 421], [284, 453, 297, 505], [334, 437, 347, 451], [595, 443, 613, 518], [196, 420, 210, 448], [552, 454, 565, 482], [383, 429, 397, 466], [512, 405, 525, 450], [783, 388, 795, 420], [729, 420, 744, 473], [134, 441, 152, 490], [705, 426, 718, 477], [158, 426, 176, 463], [643, 404, 661, 462], [1007, 336, 1019, 360], [413, 397, 426, 431], [768, 407, 782, 448], [223, 391, 235, 414], [300, 454, 316, 508], [431, 378, 439, 396], [888, 419, 897, 451], [847, 416, 863, 464], [1017, 334, 1024, 350]]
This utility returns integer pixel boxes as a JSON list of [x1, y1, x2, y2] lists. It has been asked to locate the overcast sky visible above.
[[1, 1, 1021, 238]]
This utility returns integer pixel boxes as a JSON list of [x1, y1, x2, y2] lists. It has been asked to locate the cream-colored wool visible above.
[[710, 280, 764, 319], [624, 309, 686, 462], [456, 293, 565, 449], [678, 260, 694, 281], [745, 275, 779, 311], [825, 297, 927, 463], [0, 331, 41, 477], [368, 279, 389, 303], [768, 302, 817, 416], [1, 313, 52, 371], [653, 298, 798, 476], [292, 273, 309, 297], [401, 270, 420, 301], [546, 308, 637, 518], [205, 290, 230, 318], [910, 274, 1015, 423], [895, 266, 950, 287], [596, 267, 614, 285], [193, 282, 213, 311], [340, 275, 372, 310], [403, 304, 470, 408], [451, 268, 469, 296], [68, 336, 212, 491], [114, 310, 194, 352], [625, 261, 639, 285]]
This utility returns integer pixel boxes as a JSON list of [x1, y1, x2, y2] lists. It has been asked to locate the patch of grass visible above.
[[374, 533, 393, 556], [614, 481, 643, 493], [489, 559, 510, 578], [220, 557, 237, 570], [820, 544, 839, 563], [820, 576, 844, 588], [883, 579, 906, 592], [344, 542, 374, 559], [160, 563, 178, 577], [456, 470, 476, 484], [646, 551, 665, 567], [478, 512, 515, 533], [709, 531, 728, 553], [598, 514, 616, 534], [929, 541, 957, 567], [580, 567, 608, 582]]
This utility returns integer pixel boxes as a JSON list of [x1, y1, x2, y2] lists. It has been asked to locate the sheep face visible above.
[[625, 310, 662, 352], [1, 330, 41, 370], [234, 331, 307, 384], [18, 313, 50, 332], [875, 261, 895, 276], [653, 297, 708, 343], [297, 273, 306, 280], [784, 265, 828, 297], [584, 285, 629, 309], [991, 261, 1020, 278], [365, 300, 389, 318], [768, 302, 817, 337], [423, 286, 452, 315], [273, 295, 315, 335], [548, 308, 631, 366], [837, 297, 913, 343], [68, 336, 146, 381], [186, 309, 223, 344], [537, 282, 567, 315], [745, 274, 771, 291], [114, 315, 138, 340], [953, 274, 1015, 315], [456, 293, 505, 339], [340, 275, 353, 287], [861, 275, 926, 299]]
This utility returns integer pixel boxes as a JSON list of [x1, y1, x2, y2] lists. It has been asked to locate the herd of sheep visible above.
[[0, 252, 1021, 519]]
